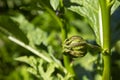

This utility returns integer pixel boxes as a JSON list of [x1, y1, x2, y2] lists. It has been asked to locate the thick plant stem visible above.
[[99, 0, 114, 80], [102, 55, 111, 80]]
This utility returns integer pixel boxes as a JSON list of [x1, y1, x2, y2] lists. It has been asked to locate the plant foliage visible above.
[[0, 0, 120, 80]]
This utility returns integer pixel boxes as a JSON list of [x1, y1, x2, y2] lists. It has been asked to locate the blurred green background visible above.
[[0, 0, 120, 80]]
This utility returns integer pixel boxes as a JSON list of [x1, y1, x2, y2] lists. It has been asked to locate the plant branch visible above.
[[0, 26, 68, 75], [62, 21, 75, 79], [99, 0, 114, 80], [59, 1, 75, 78], [8, 36, 52, 63]]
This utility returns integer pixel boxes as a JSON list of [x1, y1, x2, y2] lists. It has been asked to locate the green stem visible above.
[[99, 0, 114, 80], [8, 36, 52, 63], [60, 1, 75, 78], [61, 17, 75, 79], [102, 54, 111, 80]]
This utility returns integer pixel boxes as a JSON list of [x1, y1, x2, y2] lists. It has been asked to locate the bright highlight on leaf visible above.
[[50, 0, 59, 10]]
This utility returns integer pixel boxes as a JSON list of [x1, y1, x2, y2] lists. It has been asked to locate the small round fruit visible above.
[[63, 36, 88, 57]]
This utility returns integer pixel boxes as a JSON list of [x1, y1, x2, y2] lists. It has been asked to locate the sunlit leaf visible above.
[[11, 13, 48, 46], [64, 0, 100, 45], [111, 1, 120, 46], [27, 58, 57, 80], [27, 28, 47, 46], [27, 67, 40, 78], [50, 0, 59, 10], [15, 56, 37, 69], [38, 61, 55, 80], [10, 14, 34, 34], [111, 1, 120, 47], [57, 73, 73, 80], [64, 0, 120, 46], [111, 0, 120, 14]]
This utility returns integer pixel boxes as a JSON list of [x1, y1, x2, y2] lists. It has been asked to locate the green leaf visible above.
[[10, 14, 34, 34], [38, 61, 55, 80], [15, 56, 70, 80], [64, 0, 101, 45], [11, 13, 48, 46], [50, 0, 59, 10], [73, 52, 102, 80], [27, 67, 40, 78], [111, 1, 120, 46], [20, 57, 56, 80], [111, 0, 120, 14], [15, 56, 43, 78], [57, 73, 73, 80], [0, 15, 28, 44], [15, 56, 37, 69], [64, 0, 120, 46], [28, 28, 47, 46]]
